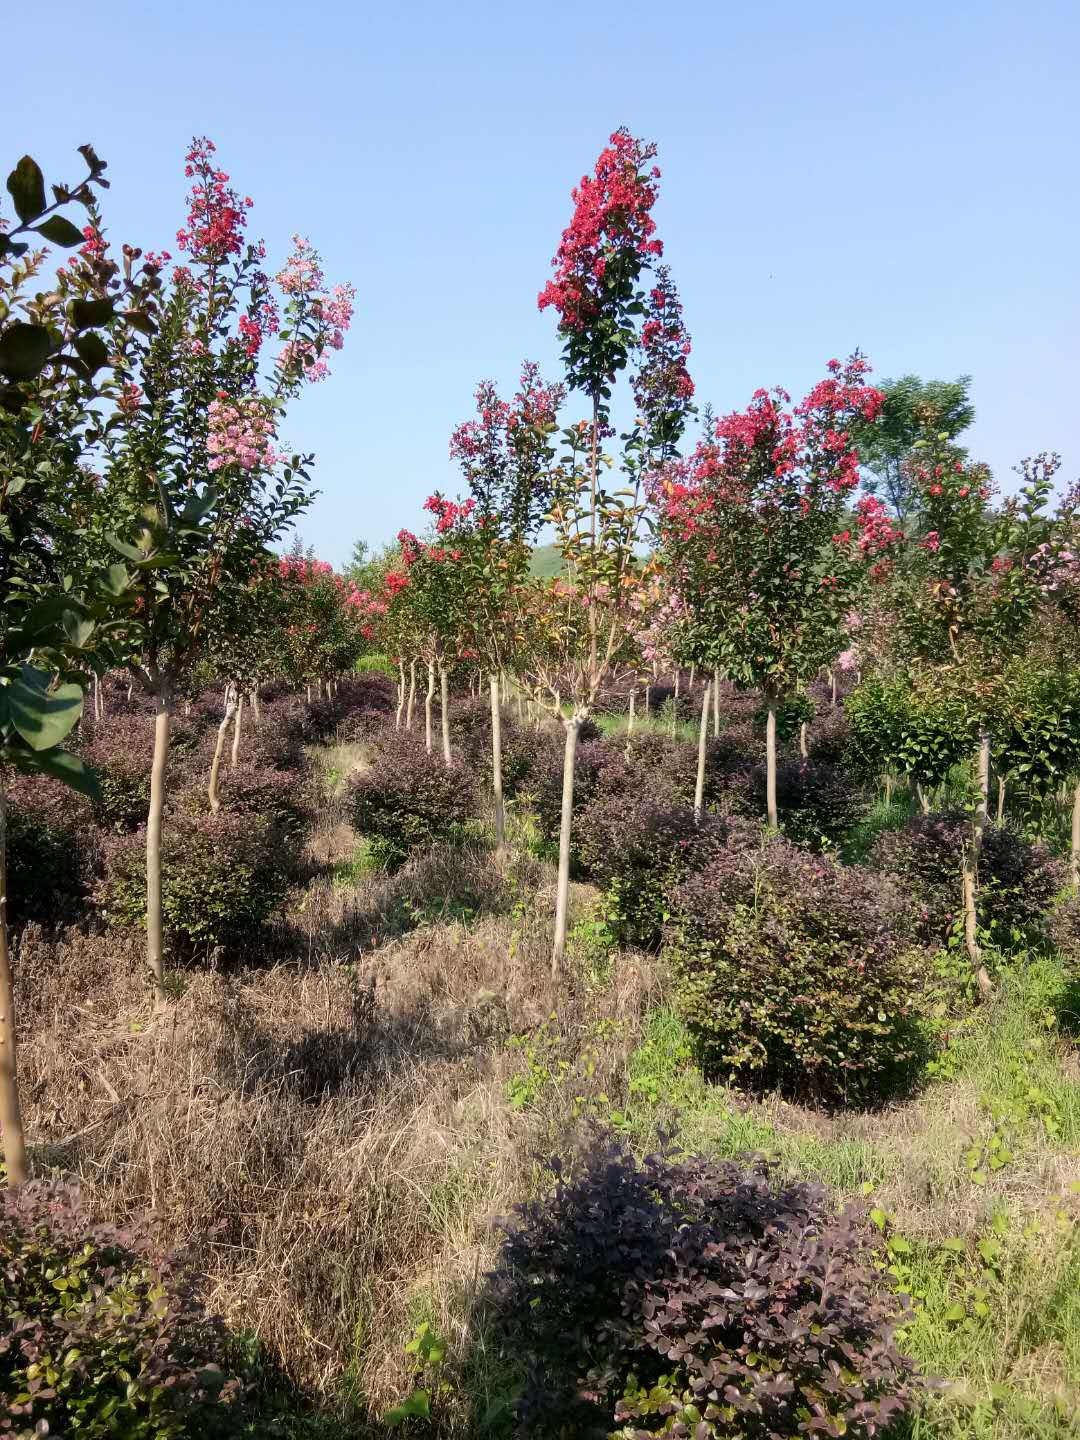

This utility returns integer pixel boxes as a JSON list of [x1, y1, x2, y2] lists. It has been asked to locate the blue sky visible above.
[[12, 0, 1079, 566]]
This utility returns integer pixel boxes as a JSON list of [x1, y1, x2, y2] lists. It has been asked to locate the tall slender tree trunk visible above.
[[146, 682, 171, 1004], [440, 666, 452, 766], [551, 716, 581, 979], [424, 660, 435, 755], [644, 685, 650, 718], [884, 772, 894, 806], [396, 661, 406, 730], [799, 720, 808, 759], [674, 670, 680, 701], [306, 684, 312, 704], [996, 775, 1005, 825], [694, 681, 711, 824], [490, 673, 505, 851], [829, 669, 837, 706], [0, 778, 28, 1186], [406, 659, 416, 731], [689, 662, 696, 688], [625, 690, 636, 754], [1071, 779, 1080, 889], [916, 782, 931, 815], [765, 691, 779, 828], [250, 688, 261, 724], [230, 691, 244, 766], [963, 730, 993, 998], [713, 669, 721, 735], [207, 684, 238, 814]]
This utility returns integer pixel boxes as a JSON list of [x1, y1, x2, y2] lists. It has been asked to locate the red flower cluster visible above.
[[852, 495, 904, 555], [632, 265, 694, 428], [423, 493, 476, 534], [176, 137, 252, 264], [537, 127, 662, 332]]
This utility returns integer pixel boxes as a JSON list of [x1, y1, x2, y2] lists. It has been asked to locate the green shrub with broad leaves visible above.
[[0, 1181, 240, 1438]]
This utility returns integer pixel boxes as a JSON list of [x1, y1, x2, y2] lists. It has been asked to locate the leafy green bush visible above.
[[354, 653, 397, 677], [0, 1181, 240, 1438], [98, 812, 293, 961], [668, 837, 921, 1105], [489, 1145, 915, 1438], [846, 678, 976, 789], [751, 759, 869, 850], [347, 730, 478, 868]]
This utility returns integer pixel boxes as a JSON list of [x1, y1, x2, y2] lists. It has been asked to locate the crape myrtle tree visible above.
[[395, 513, 476, 762], [652, 356, 896, 827], [899, 438, 1062, 990], [449, 361, 565, 846], [0, 145, 158, 1183], [533, 127, 694, 975], [92, 138, 354, 1001]]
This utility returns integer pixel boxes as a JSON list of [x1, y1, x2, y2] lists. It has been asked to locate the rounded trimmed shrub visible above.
[[668, 838, 920, 1104], [98, 812, 293, 961], [490, 1145, 915, 1439], [872, 811, 1073, 951], [751, 760, 869, 851], [0, 1181, 240, 1438], [347, 730, 478, 868], [5, 779, 96, 927]]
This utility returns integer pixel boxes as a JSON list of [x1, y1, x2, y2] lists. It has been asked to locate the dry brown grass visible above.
[[12, 817, 656, 1418]]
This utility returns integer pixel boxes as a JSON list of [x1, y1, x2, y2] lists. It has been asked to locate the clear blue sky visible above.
[[13, 0, 1079, 566]]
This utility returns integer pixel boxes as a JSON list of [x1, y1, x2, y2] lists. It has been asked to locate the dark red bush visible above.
[[4, 777, 97, 927], [669, 838, 920, 1104], [347, 729, 478, 867], [489, 1145, 915, 1439]]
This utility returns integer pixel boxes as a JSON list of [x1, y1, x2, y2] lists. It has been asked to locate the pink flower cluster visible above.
[[538, 128, 662, 332], [176, 137, 252, 264], [207, 394, 282, 472], [423, 493, 476, 534], [852, 495, 903, 555], [274, 236, 355, 383]]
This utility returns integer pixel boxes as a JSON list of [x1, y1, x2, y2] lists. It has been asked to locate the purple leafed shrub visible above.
[[4, 777, 97, 927], [489, 1145, 915, 1439], [576, 791, 758, 947], [299, 674, 397, 742], [807, 701, 851, 765], [79, 712, 154, 831], [526, 735, 623, 845], [872, 812, 1075, 952], [0, 1181, 240, 1437], [347, 729, 478, 867], [750, 760, 869, 850], [97, 811, 293, 961], [670, 838, 920, 1104]]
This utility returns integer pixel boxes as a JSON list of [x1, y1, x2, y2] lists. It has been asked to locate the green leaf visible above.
[[98, 561, 131, 597], [122, 308, 156, 337], [8, 669, 83, 750], [61, 607, 95, 648], [69, 297, 115, 330], [0, 323, 53, 381], [105, 533, 148, 563], [943, 1302, 967, 1323], [34, 215, 85, 248], [7, 156, 47, 222], [73, 331, 109, 374]]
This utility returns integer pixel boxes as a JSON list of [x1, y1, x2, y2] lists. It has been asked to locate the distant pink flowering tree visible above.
[[93, 136, 354, 999]]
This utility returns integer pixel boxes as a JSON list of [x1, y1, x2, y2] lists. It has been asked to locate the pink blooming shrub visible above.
[[175, 136, 252, 263], [206, 394, 282, 472]]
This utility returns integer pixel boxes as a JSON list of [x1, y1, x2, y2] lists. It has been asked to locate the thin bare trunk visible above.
[[713, 669, 720, 734], [689, 662, 696, 688], [765, 693, 778, 828], [884, 772, 894, 805], [799, 720, 808, 759], [425, 660, 435, 755], [830, 669, 837, 706], [146, 684, 171, 1004], [230, 691, 244, 766], [1071, 780, 1080, 888], [490, 673, 505, 851], [964, 731, 993, 997], [396, 661, 405, 730], [644, 685, 650, 717], [551, 717, 581, 979], [406, 660, 417, 731], [694, 681, 711, 823], [916, 782, 930, 815], [306, 684, 312, 704], [207, 684, 238, 814], [250, 688, 261, 724], [126, 681, 133, 703], [440, 666, 452, 766], [0, 779, 29, 1186], [996, 775, 1005, 825], [674, 670, 680, 701], [625, 690, 636, 754]]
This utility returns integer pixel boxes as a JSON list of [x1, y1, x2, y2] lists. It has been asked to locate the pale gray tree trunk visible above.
[[208, 683, 238, 814], [551, 715, 582, 979], [0, 779, 28, 1186], [406, 659, 417, 731], [425, 660, 435, 755], [713, 669, 721, 734], [799, 720, 808, 759], [963, 731, 994, 997], [694, 681, 711, 824], [146, 683, 171, 1004], [230, 690, 244, 766], [765, 692, 779, 828], [1071, 780, 1080, 888], [490, 673, 505, 851], [440, 666, 452, 766]]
